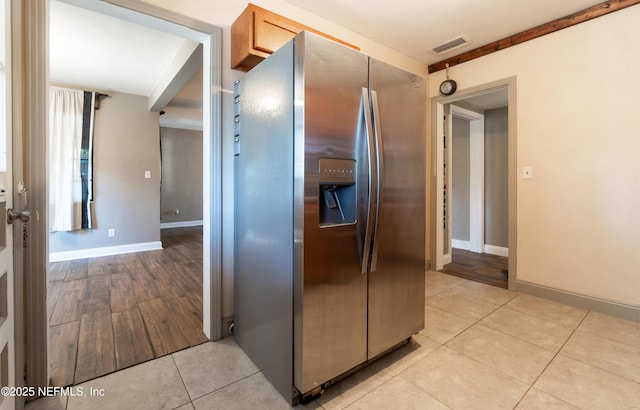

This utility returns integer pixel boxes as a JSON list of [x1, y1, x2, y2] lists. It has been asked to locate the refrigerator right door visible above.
[[367, 58, 427, 359]]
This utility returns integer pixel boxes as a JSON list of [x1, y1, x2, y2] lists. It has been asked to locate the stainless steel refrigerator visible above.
[[234, 31, 426, 404]]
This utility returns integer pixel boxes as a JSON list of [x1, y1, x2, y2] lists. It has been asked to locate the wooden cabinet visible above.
[[231, 3, 359, 71]]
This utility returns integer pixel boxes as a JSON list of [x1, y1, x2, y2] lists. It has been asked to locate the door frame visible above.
[[21, 0, 223, 391], [105, 0, 223, 340], [13, 0, 48, 392], [449, 104, 485, 254], [430, 77, 517, 290], [3, 1, 23, 408]]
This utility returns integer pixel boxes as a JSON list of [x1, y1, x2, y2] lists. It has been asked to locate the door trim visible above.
[[430, 77, 517, 290], [15, 0, 48, 392], [90, 0, 223, 341], [5, 1, 27, 407], [23, 0, 223, 392]]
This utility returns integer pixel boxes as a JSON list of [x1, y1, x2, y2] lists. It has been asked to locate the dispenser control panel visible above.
[[318, 158, 356, 227], [319, 158, 356, 185]]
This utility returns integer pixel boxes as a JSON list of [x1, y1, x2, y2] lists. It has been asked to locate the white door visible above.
[[0, 0, 18, 408]]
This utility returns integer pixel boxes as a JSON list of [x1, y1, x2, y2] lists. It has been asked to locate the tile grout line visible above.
[[554, 325, 640, 387], [440, 305, 588, 409], [186, 368, 263, 403], [510, 309, 590, 409], [433, 285, 588, 409], [477, 302, 570, 353], [169, 354, 195, 409], [425, 277, 512, 345], [343, 373, 450, 410], [426, 284, 529, 407]]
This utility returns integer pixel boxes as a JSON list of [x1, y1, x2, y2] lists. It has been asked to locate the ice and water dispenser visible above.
[[319, 158, 356, 227]]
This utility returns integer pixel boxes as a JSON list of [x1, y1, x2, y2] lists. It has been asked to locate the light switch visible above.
[[523, 166, 533, 179], [145, 170, 151, 179]]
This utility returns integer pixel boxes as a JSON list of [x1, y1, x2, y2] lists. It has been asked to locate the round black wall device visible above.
[[439, 79, 457, 96]]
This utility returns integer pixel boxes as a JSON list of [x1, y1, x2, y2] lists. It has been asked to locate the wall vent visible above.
[[429, 36, 471, 55]]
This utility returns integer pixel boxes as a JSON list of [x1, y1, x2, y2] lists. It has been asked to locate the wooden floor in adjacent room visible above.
[[47, 226, 206, 387], [441, 248, 508, 288]]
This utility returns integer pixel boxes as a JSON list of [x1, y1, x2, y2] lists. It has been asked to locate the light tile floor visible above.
[[26, 271, 640, 409]]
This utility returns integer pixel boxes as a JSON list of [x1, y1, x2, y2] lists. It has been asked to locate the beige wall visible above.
[[429, 7, 640, 307]]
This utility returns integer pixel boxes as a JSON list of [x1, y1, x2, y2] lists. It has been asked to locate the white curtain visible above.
[[49, 86, 85, 232]]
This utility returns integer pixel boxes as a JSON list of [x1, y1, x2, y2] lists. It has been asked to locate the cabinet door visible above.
[[253, 8, 300, 55], [231, 4, 360, 71]]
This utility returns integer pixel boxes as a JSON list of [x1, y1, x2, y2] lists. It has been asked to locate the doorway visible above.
[[22, 0, 223, 390], [432, 78, 517, 290]]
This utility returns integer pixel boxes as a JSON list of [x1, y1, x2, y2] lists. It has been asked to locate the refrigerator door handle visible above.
[[370, 90, 383, 272], [360, 87, 376, 274]]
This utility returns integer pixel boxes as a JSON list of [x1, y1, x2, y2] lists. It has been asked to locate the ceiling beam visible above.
[[148, 41, 202, 112], [428, 0, 640, 73]]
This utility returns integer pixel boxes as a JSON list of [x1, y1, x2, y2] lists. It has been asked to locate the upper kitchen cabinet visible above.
[[231, 3, 359, 71]]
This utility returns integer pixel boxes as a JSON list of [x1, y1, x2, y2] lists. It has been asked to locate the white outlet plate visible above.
[[108, 229, 115, 237], [523, 166, 533, 179], [145, 170, 151, 179]]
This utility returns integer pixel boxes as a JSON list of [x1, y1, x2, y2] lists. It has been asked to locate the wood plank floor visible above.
[[441, 248, 508, 288], [48, 226, 206, 386]]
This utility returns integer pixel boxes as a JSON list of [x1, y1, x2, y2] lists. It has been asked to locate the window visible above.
[[49, 87, 95, 231]]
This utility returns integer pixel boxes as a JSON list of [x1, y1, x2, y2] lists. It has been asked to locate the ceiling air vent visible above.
[[429, 36, 471, 55]]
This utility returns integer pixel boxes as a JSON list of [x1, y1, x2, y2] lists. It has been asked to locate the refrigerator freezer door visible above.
[[367, 58, 426, 359], [294, 32, 370, 395], [234, 41, 296, 401]]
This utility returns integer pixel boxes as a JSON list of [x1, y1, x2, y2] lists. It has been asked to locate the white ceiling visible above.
[[49, 0, 192, 97], [48, 0, 610, 114], [284, 0, 605, 66], [456, 88, 509, 110]]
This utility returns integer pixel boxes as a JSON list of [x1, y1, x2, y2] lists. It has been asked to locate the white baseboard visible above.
[[49, 241, 163, 262], [485, 244, 509, 257], [451, 239, 470, 250], [451, 240, 509, 258], [160, 220, 203, 229]]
